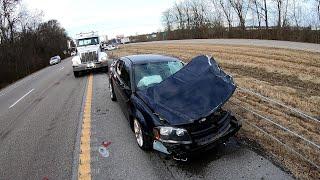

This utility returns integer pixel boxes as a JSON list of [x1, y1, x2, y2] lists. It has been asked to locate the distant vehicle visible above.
[[106, 44, 116, 51], [72, 31, 108, 77], [71, 51, 77, 56], [49, 55, 61, 65], [108, 54, 241, 161], [120, 37, 130, 44]]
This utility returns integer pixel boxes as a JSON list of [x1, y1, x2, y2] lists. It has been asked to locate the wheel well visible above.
[[129, 115, 134, 131]]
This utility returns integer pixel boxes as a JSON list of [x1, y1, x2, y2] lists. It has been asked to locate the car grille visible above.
[[182, 110, 231, 145], [80, 51, 98, 63]]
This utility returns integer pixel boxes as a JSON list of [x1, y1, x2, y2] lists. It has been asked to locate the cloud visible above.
[[24, 0, 174, 38]]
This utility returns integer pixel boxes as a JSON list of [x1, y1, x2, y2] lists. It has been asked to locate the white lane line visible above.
[[59, 67, 64, 71], [9, 89, 34, 109]]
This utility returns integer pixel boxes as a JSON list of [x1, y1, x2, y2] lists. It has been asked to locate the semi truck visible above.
[[72, 31, 108, 77]]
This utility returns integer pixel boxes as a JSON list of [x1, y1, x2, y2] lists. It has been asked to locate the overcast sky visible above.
[[24, 0, 177, 39]]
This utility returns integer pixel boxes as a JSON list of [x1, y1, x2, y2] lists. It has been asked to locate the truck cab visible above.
[[72, 31, 108, 77]]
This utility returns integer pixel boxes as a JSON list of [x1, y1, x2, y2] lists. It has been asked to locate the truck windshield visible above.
[[77, 37, 99, 47], [134, 61, 184, 90]]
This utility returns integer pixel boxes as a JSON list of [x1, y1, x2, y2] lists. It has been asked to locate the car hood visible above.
[[136, 55, 236, 125]]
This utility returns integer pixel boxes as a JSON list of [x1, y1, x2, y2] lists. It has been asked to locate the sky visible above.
[[24, 0, 177, 39]]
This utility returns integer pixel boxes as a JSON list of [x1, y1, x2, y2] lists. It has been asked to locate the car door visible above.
[[113, 60, 131, 119]]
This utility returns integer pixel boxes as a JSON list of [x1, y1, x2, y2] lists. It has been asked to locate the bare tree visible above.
[[215, 0, 233, 29], [0, 0, 69, 89], [282, 0, 289, 27], [274, 0, 283, 28], [250, 0, 262, 29], [162, 9, 173, 32], [159, 0, 319, 43], [183, 0, 192, 30], [0, 0, 20, 42], [317, 0, 320, 25], [292, 0, 301, 27], [174, 2, 184, 30], [262, 0, 269, 29], [273, 0, 289, 28], [228, 0, 248, 30]]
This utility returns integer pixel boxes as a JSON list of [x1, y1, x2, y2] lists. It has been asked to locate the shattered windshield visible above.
[[76, 37, 99, 47], [134, 61, 183, 90]]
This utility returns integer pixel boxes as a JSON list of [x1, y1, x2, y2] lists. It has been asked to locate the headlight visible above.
[[99, 52, 107, 62], [72, 56, 81, 66], [154, 126, 192, 144]]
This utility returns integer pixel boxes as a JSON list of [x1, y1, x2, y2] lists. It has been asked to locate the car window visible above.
[[134, 61, 183, 90], [120, 65, 130, 87], [77, 37, 99, 47], [116, 60, 130, 87]]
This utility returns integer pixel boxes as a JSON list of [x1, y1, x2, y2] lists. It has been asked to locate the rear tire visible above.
[[133, 119, 152, 151]]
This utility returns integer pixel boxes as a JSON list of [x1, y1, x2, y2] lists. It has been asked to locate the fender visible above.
[[130, 95, 162, 136]]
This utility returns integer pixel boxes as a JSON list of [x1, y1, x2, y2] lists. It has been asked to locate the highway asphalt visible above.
[[0, 39, 303, 179]]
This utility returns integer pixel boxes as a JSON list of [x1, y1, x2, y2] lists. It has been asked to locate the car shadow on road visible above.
[[76, 69, 108, 77], [158, 137, 242, 176]]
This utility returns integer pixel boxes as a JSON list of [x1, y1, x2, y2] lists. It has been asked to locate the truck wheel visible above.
[[109, 83, 117, 101], [74, 71, 80, 77], [133, 118, 152, 151]]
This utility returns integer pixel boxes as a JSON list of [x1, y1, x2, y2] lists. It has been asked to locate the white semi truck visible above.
[[72, 32, 108, 77]]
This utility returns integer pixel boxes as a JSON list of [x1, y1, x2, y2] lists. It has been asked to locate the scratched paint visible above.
[[78, 74, 93, 180]]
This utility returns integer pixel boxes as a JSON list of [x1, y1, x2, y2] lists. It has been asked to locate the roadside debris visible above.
[[98, 141, 112, 158]]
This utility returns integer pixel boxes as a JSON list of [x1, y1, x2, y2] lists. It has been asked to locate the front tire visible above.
[[109, 82, 116, 101], [74, 71, 80, 77], [133, 119, 152, 150]]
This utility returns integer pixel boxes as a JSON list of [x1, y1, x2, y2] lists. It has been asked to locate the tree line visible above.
[[160, 0, 320, 43], [0, 0, 69, 89]]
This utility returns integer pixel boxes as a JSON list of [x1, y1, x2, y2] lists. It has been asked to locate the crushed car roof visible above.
[[123, 54, 181, 65], [137, 55, 236, 125]]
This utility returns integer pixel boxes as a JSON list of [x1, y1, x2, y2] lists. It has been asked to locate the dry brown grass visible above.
[[109, 43, 320, 179]]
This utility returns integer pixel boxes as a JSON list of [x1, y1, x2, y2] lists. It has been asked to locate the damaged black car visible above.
[[108, 54, 241, 160]]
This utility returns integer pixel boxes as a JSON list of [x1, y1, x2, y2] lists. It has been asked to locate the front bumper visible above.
[[155, 116, 241, 158], [73, 61, 108, 72]]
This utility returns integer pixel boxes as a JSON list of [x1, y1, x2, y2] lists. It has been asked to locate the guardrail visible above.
[[228, 86, 320, 172], [237, 87, 319, 122]]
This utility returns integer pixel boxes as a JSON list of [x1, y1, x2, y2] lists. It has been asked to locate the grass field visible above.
[[109, 43, 320, 179]]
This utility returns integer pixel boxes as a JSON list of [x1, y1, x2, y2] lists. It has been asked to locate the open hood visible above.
[[136, 55, 236, 125]]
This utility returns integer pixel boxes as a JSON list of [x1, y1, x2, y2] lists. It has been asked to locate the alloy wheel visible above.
[[109, 84, 114, 99], [133, 119, 143, 147]]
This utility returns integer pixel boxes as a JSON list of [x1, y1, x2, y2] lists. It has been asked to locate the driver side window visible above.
[[116, 60, 130, 87]]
